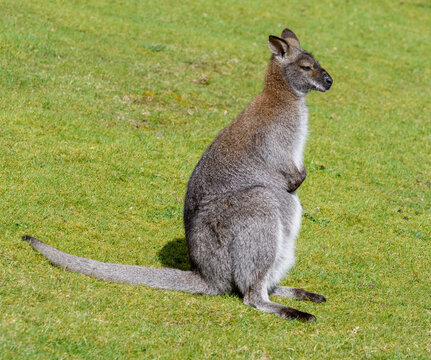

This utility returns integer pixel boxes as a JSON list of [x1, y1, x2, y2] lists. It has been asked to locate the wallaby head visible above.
[[267, 28, 333, 95]]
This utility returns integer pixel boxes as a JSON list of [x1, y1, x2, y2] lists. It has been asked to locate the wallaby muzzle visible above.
[[322, 72, 333, 91]]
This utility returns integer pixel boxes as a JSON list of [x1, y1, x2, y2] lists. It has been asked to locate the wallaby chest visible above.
[[250, 97, 308, 175], [289, 98, 308, 169]]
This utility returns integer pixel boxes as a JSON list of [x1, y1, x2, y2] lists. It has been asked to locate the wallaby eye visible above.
[[300, 66, 312, 72]]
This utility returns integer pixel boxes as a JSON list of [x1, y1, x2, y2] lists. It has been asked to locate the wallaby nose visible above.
[[323, 74, 333, 89]]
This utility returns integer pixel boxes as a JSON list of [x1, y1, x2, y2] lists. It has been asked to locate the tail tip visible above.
[[22, 235, 35, 243]]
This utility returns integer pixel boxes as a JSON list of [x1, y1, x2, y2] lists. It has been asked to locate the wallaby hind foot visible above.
[[243, 280, 316, 322], [271, 286, 326, 303]]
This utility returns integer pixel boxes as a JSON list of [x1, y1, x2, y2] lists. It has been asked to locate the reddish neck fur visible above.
[[264, 59, 301, 101]]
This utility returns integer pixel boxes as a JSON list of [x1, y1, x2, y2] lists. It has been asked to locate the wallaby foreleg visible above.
[[270, 286, 326, 303], [284, 162, 307, 193]]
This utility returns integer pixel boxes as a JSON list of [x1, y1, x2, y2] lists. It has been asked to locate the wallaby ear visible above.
[[268, 35, 290, 58], [281, 28, 300, 48]]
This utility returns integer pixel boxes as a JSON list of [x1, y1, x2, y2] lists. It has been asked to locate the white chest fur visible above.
[[291, 98, 309, 169]]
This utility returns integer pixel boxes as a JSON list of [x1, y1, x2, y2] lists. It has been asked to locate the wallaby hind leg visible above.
[[271, 286, 326, 303], [243, 278, 316, 322]]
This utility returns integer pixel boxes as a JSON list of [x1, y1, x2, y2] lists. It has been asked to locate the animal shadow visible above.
[[158, 238, 190, 271]]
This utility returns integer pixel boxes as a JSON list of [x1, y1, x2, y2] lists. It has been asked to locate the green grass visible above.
[[1, 0, 430, 358]]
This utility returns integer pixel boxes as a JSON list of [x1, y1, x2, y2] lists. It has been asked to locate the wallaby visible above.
[[23, 28, 333, 322]]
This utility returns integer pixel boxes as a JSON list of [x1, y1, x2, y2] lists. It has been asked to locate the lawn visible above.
[[1, 0, 430, 359]]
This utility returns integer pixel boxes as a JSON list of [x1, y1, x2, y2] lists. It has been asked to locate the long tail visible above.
[[22, 235, 214, 295]]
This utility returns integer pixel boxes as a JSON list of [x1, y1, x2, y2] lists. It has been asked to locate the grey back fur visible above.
[[24, 28, 332, 322]]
